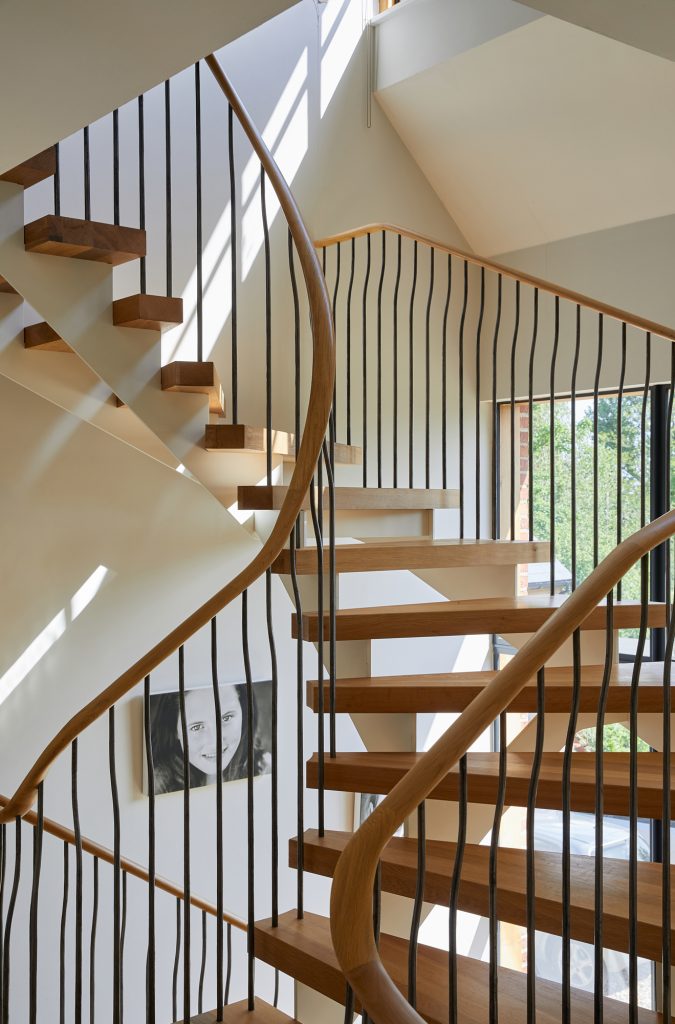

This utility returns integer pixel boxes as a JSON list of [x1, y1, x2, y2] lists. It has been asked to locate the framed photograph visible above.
[[144, 681, 272, 795], [354, 793, 404, 836]]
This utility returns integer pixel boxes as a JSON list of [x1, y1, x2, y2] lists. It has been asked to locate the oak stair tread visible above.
[[293, 596, 667, 642], [255, 911, 657, 1024], [0, 147, 56, 188], [204, 424, 361, 463], [274, 537, 550, 574], [0, 275, 17, 294], [161, 360, 225, 415], [180, 999, 299, 1022], [307, 662, 671, 714], [236, 484, 459, 511], [24, 215, 146, 265], [307, 751, 674, 818], [292, 829, 674, 962], [23, 322, 72, 353], [112, 293, 183, 330]]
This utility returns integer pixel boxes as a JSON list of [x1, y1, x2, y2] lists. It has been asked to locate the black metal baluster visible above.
[[449, 757, 467, 1024], [488, 713, 507, 1024], [409, 240, 419, 489], [54, 143, 61, 216], [224, 923, 232, 1006], [593, 315, 604, 568], [241, 591, 256, 1009], [527, 289, 539, 543], [210, 619, 224, 1021], [332, 242, 342, 437], [177, 646, 191, 1020], [72, 740, 83, 1024], [172, 899, 181, 1024], [390, 234, 402, 487], [109, 707, 122, 1024], [640, 335, 652, 531], [475, 266, 485, 537], [83, 126, 91, 221], [343, 986, 355, 1023], [562, 631, 582, 1024], [408, 803, 426, 1009], [228, 103, 238, 423], [112, 108, 120, 226], [661, 575, 674, 1023], [322, 438, 338, 759], [377, 232, 386, 486], [261, 169, 273, 485], [491, 275, 502, 540], [120, 872, 127, 1024], [143, 677, 156, 1024], [195, 62, 204, 362], [442, 255, 452, 491], [29, 783, 44, 1024], [425, 248, 435, 489], [290, 527, 305, 917], [60, 842, 68, 1024], [198, 911, 207, 1015], [0, 826, 4, 1018], [138, 96, 146, 293], [526, 669, 546, 1024], [616, 325, 627, 600], [89, 857, 99, 1024], [347, 238, 355, 447], [549, 297, 560, 592], [309, 475, 325, 836], [570, 306, 581, 590], [164, 80, 173, 298], [459, 261, 468, 536], [266, 569, 279, 928], [509, 281, 521, 540], [363, 233, 372, 487], [1, 819, 20, 1024], [594, 596, 614, 1024]]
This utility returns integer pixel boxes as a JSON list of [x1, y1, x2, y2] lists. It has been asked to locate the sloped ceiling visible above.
[[376, 16, 675, 256]]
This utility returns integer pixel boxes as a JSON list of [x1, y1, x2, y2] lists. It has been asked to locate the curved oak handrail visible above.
[[330, 509, 675, 1024], [0, 795, 246, 932], [0, 53, 335, 825], [315, 223, 675, 344]]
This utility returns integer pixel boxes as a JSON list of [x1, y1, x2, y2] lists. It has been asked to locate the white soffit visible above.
[[376, 16, 675, 256]]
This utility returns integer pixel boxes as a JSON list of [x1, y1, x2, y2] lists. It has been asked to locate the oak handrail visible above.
[[315, 223, 675, 344], [330, 509, 675, 1023], [0, 53, 335, 824], [0, 795, 246, 931]]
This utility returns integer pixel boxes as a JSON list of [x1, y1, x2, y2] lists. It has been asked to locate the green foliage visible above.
[[577, 723, 649, 754]]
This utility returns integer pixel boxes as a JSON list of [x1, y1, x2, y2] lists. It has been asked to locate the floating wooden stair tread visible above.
[[0, 275, 16, 294], [308, 751, 674, 818], [112, 293, 183, 330], [236, 485, 459, 511], [293, 830, 674, 963], [294, 596, 666, 642], [23, 322, 72, 353], [255, 911, 657, 1024], [308, 662, 671, 714], [275, 537, 550, 575], [25, 215, 146, 265], [162, 361, 225, 415], [0, 147, 56, 187], [180, 1000, 299, 1023], [204, 424, 361, 463]]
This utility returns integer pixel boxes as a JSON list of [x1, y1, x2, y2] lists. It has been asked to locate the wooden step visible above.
[[0, 147, 56, 188], [23, 322, 72, 353], [0, 275, 17, 294], [161, 361, 225, 415], [204, 424, 361, 463], [112, 293, 183, 330], [255, 911, 657, 1024], [180, 999, 299, 1023], [307, 662, 671, 714], [294, 596, 667, 642], [236, 485, 459, 511], [274, 538, 550, 575], [25, 215, 146, 265], [308, 751, 673, 818], [292, 830, 674, 963]]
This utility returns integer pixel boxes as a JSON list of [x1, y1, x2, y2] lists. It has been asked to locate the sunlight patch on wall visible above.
[[320, 0, 363, 118]]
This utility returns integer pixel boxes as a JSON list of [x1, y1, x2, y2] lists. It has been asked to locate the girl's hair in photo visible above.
[[148, 683, 270, 796]]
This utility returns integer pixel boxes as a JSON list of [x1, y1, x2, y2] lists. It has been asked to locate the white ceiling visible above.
[[376, 16, 675, 256]]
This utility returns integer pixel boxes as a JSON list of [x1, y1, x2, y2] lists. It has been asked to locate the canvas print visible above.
[[145, 681, 273, 795]]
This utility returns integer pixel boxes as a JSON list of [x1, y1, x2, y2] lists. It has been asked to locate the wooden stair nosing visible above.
[[307, 663, 672, 714], [25, 215, 146, 266], [255, 911, 658, 1024], [274, 537, 551, 575], [161, 360, 225, 415], [294, 597, 667, 642], [112, 293, 183, 330], [205, 424, 361, 463], [23, 322, 72, 353], [292, 830, 674, 963], [236, 484, 460, 511], [178, 999, 299, 1023], [307, 751, 673, 819], [0, 147, 56, 188]]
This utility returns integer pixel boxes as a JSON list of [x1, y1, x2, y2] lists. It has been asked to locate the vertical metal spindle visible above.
[[408, 240, 419, 489], [138, 95, 146, 293], [343, 986, 355, 1023], [640, 335, 652, 531], [60, 842, 69, 1024], [177, 646, 191, 1020], [377, 232, 386, 486], [562, 631, 582, 1024], [594, 596, 614, 1024], [491, 275, 503, 540], [442, 255, 452, 491], [449, 757, 467, 1024], [89, 857, 99, 1024], [1, 819, 20, 1024], [261, 169, 273, 484], [592, 315, 604, 568], [459, 261, 468, 536], [526, 669, 546, 1024], [210, 619, 224, 1020], [488, 713, 507, 1024], [164, 80, 173, 298], [143, 677, 156, 1024], [83, 126, 91, 221], [109, 707, 122, 1024], [661, 575, 674, 1023], [224, 923, 232, 1006], [265, 569, 280, 927], [333, 242, 342, 436], [172, 899, 181, 1024], [570, 306, 581, 590], [54, 142, 61, 216], [408, 803, 426, 1009], [425, 248, 435, 489], [72, 740, 83, 1024], [241, 591, 256, 1009], [527, 289, 539, 543], [0, 825, 4, 1018], [195, 63, 204, 361], [28, 783, 44, 1024], [393, 234, 402, 487], [323, 439, 338, 759], [289, 527, 305, 917], [549, 297, 560, 593], [616, 325, 627, 600], [198, 911, 207, 1015], [363, 233, 372, 487], [228, 103, 238, 423], [309, 475, 325, 836], [347, 238, 356, 447], [475, 266, 485, 537], [509, 281, 521, 540], [120, 872, 127, 1024], [112, 108, 120, 226]]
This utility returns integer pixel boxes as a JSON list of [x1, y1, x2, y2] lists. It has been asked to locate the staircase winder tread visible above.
[[204, 423, 361, 463], [24, 215, 146, 265], [112, 293, 183, 330], [179, 999, 299, 1022], [0, 147, 56, 188], [236, 484, 460, 511]]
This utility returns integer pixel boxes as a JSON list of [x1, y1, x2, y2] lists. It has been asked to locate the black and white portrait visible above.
[[145, 682, 272, 796]]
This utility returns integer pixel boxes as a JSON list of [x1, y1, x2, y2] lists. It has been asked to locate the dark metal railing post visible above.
[[210, 621, 225, 1022], [228, 103, 239, 423], [143, 677, 156, 1024], [195, 62, 204, 361]]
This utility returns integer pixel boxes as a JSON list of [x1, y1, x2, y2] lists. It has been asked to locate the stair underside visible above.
[[204, 424, 361, 463], [307, 662, 671, 714], [294, 597, 667, 642], [255, 912, 657, 1024], [162, 360, 225, 415], [0, 147, 56, 187], [24, 215, 146, 265], [181, 1000, 299, 1022], [112, 293, 183, 330], [308, 751, 673, 818], [24, 322, 72, 352], [236, 485, 460, 511], [274, 538, 550, 574], [293, 830, 674, 962]]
